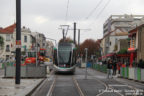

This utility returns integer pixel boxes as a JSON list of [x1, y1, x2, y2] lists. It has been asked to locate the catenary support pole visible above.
[[73, 22, 76, 44], [85, 48, 88, 80], [78, 29, 80, 55], [15, 0, 21, 84], [63, 29, 65, 41]]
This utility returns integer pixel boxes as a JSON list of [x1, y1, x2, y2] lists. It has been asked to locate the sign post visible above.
[[85, 48, 88, 80]]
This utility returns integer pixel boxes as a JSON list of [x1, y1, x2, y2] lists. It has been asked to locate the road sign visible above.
[[16, 40, 21, 48]]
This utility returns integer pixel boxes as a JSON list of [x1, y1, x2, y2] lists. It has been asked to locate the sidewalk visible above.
[[0, 76, 44, 96]]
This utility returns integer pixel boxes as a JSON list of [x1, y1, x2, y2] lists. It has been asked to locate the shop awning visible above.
[[98, 53, 115, 60]]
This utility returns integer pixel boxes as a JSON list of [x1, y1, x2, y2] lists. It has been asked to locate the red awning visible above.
[[40, 48, 46, 50], [98, 53, 115, 60], [128, 48, 135, 52], [106, 53, 115, 57], [116, 54, 130, 57]]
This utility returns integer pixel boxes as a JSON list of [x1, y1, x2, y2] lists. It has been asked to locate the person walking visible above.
[[117, 60, 122, 75], [107, 59, 113, 79], [113, 60, 117, 76]]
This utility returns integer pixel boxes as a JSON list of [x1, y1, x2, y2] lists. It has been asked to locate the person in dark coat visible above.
[[107, 59, 113, 79], [138, 59, 144, 68], [113, 60, 117, 75]]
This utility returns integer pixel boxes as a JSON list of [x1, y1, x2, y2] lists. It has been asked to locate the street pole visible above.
[[85, 48, 88, 80], [78, 29, 80, 56], [15, 0, 21, 84], [63, 29, 65, 42], [73, 22, 76, 44], [36, 33, 38, 67]]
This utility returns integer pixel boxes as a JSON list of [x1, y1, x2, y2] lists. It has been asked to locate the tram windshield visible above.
[[58, 46, 72, 64]]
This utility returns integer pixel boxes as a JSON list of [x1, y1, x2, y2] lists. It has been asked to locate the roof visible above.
[[0, 23, 16, 34]]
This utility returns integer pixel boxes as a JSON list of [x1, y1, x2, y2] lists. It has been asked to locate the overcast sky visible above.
[[0, 0, 144, 43]]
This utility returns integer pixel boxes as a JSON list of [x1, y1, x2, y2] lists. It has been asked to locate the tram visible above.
[[53, 42, 77, 73]]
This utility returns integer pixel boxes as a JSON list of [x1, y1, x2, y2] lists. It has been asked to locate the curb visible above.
[[26, 78, 46, 96]]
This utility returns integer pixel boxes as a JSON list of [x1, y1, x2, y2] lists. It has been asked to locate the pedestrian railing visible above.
[[120, 67, 144, 82], [91, 63, 107, 73], [2, 61, 15, 69], [91, 63, 144, 82]]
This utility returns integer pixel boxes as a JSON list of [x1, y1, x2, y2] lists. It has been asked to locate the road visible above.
[[31, 68, 144, 96]]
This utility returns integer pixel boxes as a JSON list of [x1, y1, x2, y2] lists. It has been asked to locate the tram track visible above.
[[46, 74, 85, 96], [31, 70, 55, 96], [47, 75, 57, 96], [72, 76, 85, 96]]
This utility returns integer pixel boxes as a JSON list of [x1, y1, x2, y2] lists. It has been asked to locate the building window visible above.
[[109, 42, 111, 46], [24, 36, 27, 42], [6, 45, 10, 52], [43, 43, 45, 46], [6, 34, 10, 41]]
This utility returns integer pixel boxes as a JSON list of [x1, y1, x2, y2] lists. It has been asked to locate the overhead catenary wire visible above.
[[79, 0, 111, 38], [88, 0, 112, 27], [85, 0, 104, 20], [65, 0, 70, 24]]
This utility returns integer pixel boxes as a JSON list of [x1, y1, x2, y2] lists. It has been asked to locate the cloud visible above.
[[1, 0, 144, 43], [34, 16, 48, 24]]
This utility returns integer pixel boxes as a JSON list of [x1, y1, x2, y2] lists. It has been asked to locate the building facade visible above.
[[102, 15, 144, 55], [128, 24, 144, 64], [0, 24, 43, 61], [0, 24, 16, 60]]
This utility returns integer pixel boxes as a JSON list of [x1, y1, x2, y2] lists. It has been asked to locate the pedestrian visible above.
[[138, 59, 144, 68], [117, 60, 122, 75], [113, 60, 117, 76], [107, 59, 113, 79]]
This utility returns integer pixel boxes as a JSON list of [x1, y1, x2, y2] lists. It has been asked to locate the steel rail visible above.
[[47, 75, 57, 96], [72, 76, 85, 96]]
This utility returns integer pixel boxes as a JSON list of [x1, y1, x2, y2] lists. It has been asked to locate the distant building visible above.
[[45, 41, 54, 58], [13, 26, 35, 55], [128, 24, 144, 66], [102, 14, 144, 55], [0, 23, 16, 60], [0, 24, 40, 60], [31, 32, 46, 52]]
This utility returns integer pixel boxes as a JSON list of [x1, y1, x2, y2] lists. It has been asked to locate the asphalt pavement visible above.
[[1, 67, 144, 96], [32, 67, 144, 96]]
